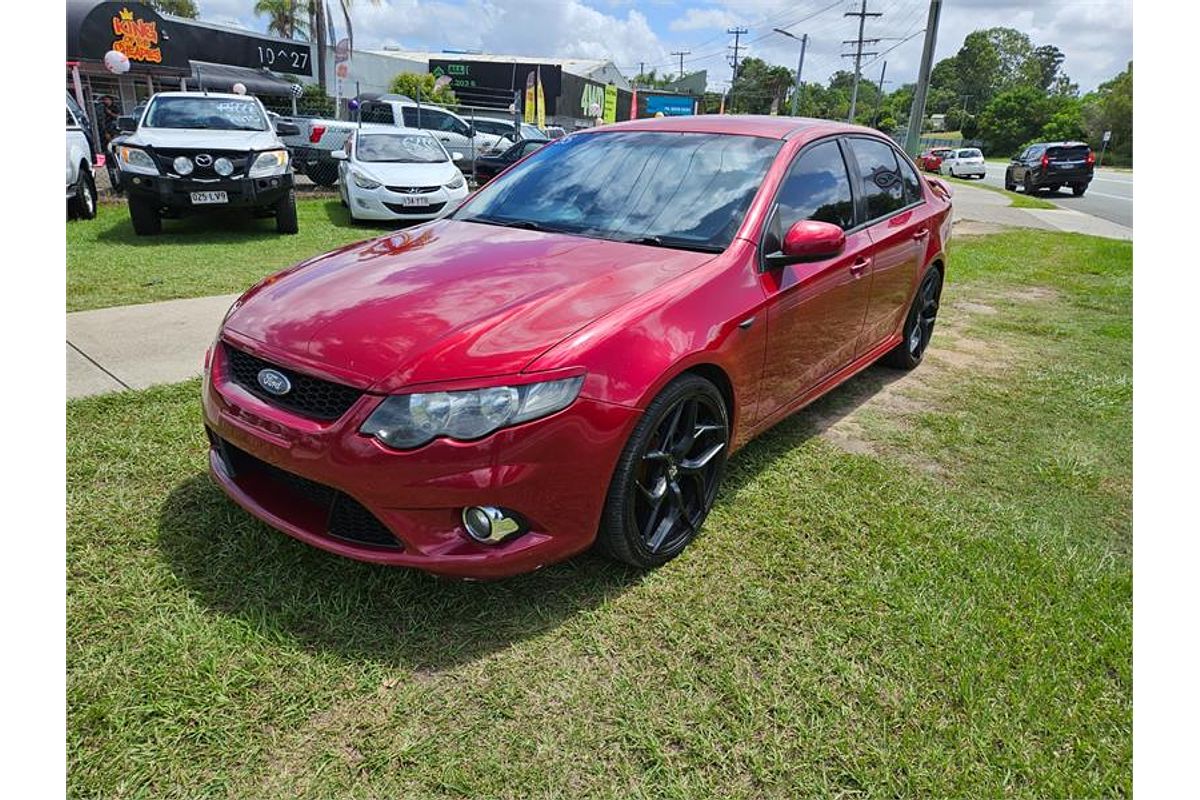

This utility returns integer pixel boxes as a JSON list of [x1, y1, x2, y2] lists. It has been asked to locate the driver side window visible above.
[[763, 140, 855, 255]]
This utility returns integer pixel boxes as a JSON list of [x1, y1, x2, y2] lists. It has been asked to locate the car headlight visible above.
[[117, 145, 159, 175], [172, 155, 194, 176], [249, 149, 289, 178], [352, 171, 381, 190], [445, 173, 466, 190], [214, 157, 234, 177], [360, 376, 584, 449]]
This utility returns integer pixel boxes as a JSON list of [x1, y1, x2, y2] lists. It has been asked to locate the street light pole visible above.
[[774, 28, 808, 117]]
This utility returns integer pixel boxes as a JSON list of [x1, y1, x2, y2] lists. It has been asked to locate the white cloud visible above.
[[669, 9, 738, 33]]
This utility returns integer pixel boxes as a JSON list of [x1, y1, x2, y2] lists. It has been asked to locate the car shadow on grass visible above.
[[94, 208, 299, 244], [156, 362, 909, 671]]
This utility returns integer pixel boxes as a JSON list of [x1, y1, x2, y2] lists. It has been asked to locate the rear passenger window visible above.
[[359, 102, 394, 125], [764, 140, 855, 256], [848, 137, 906, 221], [401, 107, 419, 127], [894, 149, 923, 205]]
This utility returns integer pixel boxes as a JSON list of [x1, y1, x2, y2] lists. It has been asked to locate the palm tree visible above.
[[253, 0, 309, 40]]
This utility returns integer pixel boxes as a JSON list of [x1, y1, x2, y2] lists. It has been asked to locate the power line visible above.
[[844, 0, 883, 122]]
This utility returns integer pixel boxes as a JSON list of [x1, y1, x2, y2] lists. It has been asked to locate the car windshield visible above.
[[456, 131, 782, 252], [1047, 145, 1090, 160], [356, 134, 447, 163], [519, 123, 543, 139], [144, 97, 267, 131], [957, 148, 982, 158], [932, 149, 953, 157]]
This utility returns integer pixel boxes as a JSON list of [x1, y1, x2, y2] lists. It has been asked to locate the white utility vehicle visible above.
[[334, 129, 469, 223], [112, 91, 302, 235], [67, 101, 97, 220]]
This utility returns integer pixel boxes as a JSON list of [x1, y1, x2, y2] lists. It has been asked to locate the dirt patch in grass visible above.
[[999, 285, 1061, 303], [953, 220, 1017, 237]]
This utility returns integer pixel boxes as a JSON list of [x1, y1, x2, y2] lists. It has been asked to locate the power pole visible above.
[[671, 50, 691, 80], [726, 27, 748, 111], [904, 0, 944, 154], [638, 61, 645, 81], [871, 61, 890, 127], [774, 28, 808, 117], [843, 0, 882, 123]]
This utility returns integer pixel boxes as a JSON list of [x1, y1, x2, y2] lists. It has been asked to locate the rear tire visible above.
[[275, 189, 299, 234], [882, 266, 942, 370], [1048, 183, 1062, 193], [1023, 173, 1036, 194], [1072, 184, 1087, 197], [597, 374, 729, 569], [128, 195, 161, 235], [71, 168, 97, 220]]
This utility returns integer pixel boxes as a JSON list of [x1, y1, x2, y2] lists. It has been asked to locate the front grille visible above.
[[211, 430, 401, 549], [384, 185, 441, 194], [382, 201, 447, 215], [224, 344, 362, 421], [152, 148, 251, 178]]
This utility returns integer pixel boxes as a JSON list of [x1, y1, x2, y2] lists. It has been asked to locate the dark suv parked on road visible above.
[[1004, 141, 1095, 196]]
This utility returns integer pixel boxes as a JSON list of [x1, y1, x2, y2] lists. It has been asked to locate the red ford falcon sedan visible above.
[[202, 115, 952, 578]]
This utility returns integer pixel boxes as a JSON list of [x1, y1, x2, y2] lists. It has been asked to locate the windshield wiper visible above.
[[465, 216, 554, 232], [616, 235, 724, 254]]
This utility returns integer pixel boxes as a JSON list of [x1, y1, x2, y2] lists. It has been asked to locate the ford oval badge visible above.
[[257, 368, 292, 396]]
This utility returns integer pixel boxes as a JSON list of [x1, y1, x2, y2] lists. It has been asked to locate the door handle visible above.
[[849, 257, 870, 277], [912, 228, 930, 241]]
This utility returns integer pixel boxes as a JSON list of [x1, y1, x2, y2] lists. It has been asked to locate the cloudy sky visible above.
[[195, 0, 1132, 93]]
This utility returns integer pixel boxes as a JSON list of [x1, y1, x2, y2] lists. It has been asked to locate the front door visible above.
[[757, 138, 873, 421]]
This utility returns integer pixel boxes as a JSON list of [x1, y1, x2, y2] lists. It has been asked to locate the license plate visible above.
[[398, 195, 429, 207], [190, 191, 228, 205]]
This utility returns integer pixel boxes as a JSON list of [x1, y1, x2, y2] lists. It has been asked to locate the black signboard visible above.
[[560, 72, 607, 121], [429, 59, 562, 115], [68, 0, 313, 76]]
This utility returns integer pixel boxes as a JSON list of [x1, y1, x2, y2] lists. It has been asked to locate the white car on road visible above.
[[939, 147, 987, 179], [334, 129, 469, 223]]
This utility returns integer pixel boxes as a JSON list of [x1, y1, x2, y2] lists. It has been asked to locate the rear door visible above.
[[757, 138, 873, 418], [845, 136, 931, 354]]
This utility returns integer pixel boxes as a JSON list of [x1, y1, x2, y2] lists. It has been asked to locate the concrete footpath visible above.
[[67, 293, 237, 399], [950, 180, 1132, 240], [66, 183, 1131, 401]]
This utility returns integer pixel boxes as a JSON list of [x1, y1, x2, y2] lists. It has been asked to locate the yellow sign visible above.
[[111, 7, 162, 64]]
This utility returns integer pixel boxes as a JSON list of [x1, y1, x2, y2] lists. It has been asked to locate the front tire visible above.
[[275, 189, 299, 234], [882, 266, 942, 370], [307, 161, 338, 187], [1004, 170, 1016, 191], [598, 374, 729, 569], [71, 168, 97, 220], [128, 195, 161, 235]]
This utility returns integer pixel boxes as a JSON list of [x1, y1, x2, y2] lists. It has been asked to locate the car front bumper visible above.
[[201, 338, 639, 578], [347, 183, 469, 221], [123, 171, 293, 210]]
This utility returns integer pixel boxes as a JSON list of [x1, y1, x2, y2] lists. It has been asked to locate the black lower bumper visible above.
[[123, 172, 293, 210], [1034, 168, 1092, 187]]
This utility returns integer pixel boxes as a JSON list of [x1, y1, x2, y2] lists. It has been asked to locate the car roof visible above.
[[575, 114, 883, 141], [1031, 141, 1089, 148], [150, 91, 257, 101]]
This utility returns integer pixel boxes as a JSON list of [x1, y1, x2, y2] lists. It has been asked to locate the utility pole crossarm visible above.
[[845, 0, 883, 123]]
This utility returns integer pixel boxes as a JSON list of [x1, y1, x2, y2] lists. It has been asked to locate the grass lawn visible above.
[[66, 197, 378, 312], [67, 230, 1131, 797], [942, 175, 1059, 210]]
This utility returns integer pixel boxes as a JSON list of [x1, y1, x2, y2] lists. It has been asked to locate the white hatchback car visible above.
[[939, 147, 987, 179], [334, 130, 469, 223]]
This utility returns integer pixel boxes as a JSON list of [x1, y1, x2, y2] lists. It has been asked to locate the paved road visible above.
[[971, 163, 1132, 229]]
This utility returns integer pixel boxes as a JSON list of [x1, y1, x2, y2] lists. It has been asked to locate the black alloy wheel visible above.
[[598, 374, 729, 568], [883, 266, 942, 370]]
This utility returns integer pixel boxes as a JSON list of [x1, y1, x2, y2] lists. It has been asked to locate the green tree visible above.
[[308, 1, 381, 92], [977, 84, 1052, 154], [1081, 61, 1132, 161], [388, 72, 457, 106], [730, 57, 796, 114], [254, 0, 309, 39], [140, 0, 198, 16], [1040, 101, 1086, 142], [1024, 44, 1066, 92]]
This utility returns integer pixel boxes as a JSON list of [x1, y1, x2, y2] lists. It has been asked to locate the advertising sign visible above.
[[644, 94, 696, 117], [429, 59, 562, 114], [603, 84, 618, 123]]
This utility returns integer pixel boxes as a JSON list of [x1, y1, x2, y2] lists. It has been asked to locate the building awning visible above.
[[189, 62, 298, 97]]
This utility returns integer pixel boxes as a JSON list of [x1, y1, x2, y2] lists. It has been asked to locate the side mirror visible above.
[[774, 220, 846, 265], [117, 115, 137, 132], [331, 150, 348, 160], [451, 152, 464, 162], [274, 120, 300, 137]]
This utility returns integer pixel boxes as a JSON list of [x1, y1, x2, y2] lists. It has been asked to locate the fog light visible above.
[[461, 506, 523, 544], [214, 157, 234, 176], [173, 155, 194, 175]]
